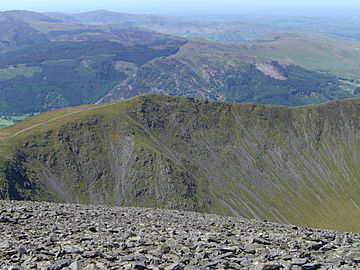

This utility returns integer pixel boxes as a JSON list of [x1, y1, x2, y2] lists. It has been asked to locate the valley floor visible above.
[[0, 201, 359, 269], [0, 115, 31, 129]]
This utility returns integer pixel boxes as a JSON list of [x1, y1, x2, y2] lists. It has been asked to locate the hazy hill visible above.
[[0, 10, 186, 46], [70, 10, 179, 26], [46, 10, 276, 42], [44, 12, 80, 23], [47, 10, 360, 42], [1, 95, 359, 232], [0, 10, 186, 115], [0, 11, 51, 49]]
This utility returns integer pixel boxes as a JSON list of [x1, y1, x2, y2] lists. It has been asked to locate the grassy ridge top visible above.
[[1, 95, 360, 232], [1, 95, 357, 140]]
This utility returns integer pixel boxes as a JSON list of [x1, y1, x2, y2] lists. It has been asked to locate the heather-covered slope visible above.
[[0, 95, 360, 232]]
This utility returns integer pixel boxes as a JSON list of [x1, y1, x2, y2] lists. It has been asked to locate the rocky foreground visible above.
[[0, 201, 359, 270]]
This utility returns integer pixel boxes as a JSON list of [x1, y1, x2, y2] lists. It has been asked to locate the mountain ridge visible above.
[[1, 95, 360, 232], [100, 37, 360, 106]]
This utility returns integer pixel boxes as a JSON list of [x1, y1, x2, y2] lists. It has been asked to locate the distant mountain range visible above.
[[46, 10, 179, 26], [1, 95, 359, 232], [0, 10, 360, 116], [46, 10, 360, 42]]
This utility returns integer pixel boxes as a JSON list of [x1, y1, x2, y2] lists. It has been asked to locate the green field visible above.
[[0, 65, 42, 80], [0, 115, 32, 128]]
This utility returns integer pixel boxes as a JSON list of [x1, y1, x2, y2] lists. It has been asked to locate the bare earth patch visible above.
[[256, 63, 288, 80]]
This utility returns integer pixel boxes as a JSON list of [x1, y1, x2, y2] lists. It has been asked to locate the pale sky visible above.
[[0, 0, 359, 16]]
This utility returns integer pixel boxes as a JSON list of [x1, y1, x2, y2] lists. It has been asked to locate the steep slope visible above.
[[0, 95, 359, 232]]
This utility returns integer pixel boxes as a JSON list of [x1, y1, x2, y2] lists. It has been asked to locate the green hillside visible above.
[[0, 39, 184, 115], [1, 95, 360, 232], [102, 36, 360, 105], [0, 10, 186, 115], [237, 33, 360, 80]]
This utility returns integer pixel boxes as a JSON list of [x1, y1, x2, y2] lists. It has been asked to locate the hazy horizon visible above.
[[1, 0, 360, 18]]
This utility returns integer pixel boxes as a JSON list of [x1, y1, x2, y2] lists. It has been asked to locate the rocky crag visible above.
[[0, 200, 359, 270]]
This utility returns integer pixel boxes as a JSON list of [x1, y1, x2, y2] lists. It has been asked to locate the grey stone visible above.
[[0, 240, 9, 249], [291, 258, 308, 266], [50, 259, 72, 270], [261, 264, 282, 270], [0, 200, 358, 270], [163, 262, 182, 270], [301, 263, 322, 270], [69, 261, 82, 270], [82, 251, 98, 258]]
